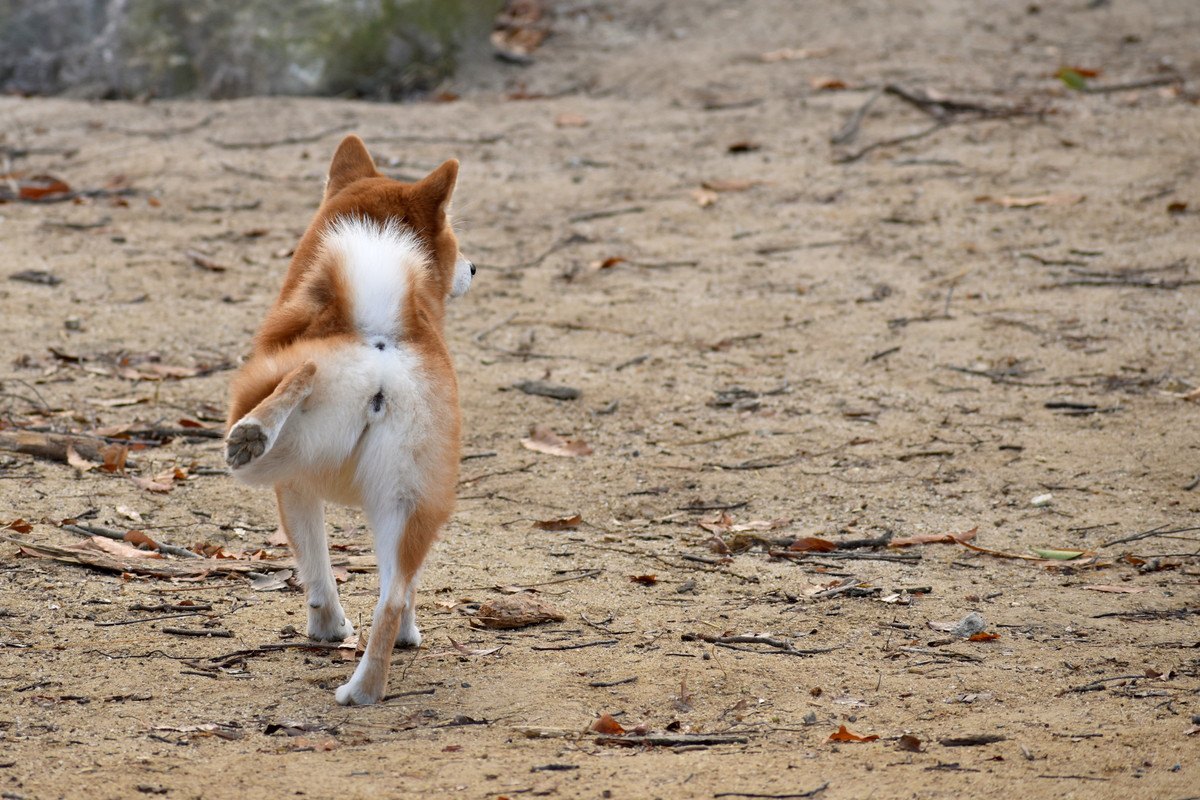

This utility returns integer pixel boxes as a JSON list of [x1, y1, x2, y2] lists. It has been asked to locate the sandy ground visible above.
[[1, 1, 1199, 798]]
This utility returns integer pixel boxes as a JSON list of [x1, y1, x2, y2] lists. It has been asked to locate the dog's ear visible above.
[[324, 135, 378, 201], [412, 159, 459, 223]]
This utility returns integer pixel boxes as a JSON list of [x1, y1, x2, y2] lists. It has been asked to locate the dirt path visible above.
[[1, 1, 1198, 798]]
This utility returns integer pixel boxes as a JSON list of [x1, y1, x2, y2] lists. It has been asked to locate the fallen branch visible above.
[[1101, 524, 1200, 549], [0, 430, 133, 467], [595, 732, 749, 747], [682, 632, 836, 657], [63, 523, 203, 560]]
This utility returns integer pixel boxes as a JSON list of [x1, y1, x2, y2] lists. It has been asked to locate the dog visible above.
[[224, 135, 473, 705]]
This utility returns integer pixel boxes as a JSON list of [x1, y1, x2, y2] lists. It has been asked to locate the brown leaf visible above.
[[730, 518, 790, 533], [1167, 201, 1188, 215], [123, 530, 160, 551], [1083, 584, 1148, 594], [692, 187, 719, 208], [554, 113, 589, 128], [186, 250, 227, 273], [473, 594, 565, 630], [697, 511, 734, 533], [758, 47, 831, 62], [789, 536, 837, 553], [176, 418, 210, 429], [590, 713, 625, 735], [532, 514, 583, 531], [132, 475, 173, 493], [890, 527, 978, 548], [701, 179, 760, 193], [629, 574, 658, 586], [16, 174, 72, 201], [520, 425, 592, 457], [100, 444, 128, 474], [897, 734, 923, 752], [589, 256, 626, 271], [968, 632, 1001, 642], [828, 725, 879, 743], [976, 193, 1085, 209], [809, 76, 850, 91], [448, 637, 504, 656], [70, 536, 163, 560], [66, 445, 99, 472], [3, 519, 33, 534]]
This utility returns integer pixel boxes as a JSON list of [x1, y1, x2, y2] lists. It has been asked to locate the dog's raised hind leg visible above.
[[226, 361, 317, 469]]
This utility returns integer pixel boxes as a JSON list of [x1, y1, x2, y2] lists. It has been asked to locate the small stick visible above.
[[568, 206, 644, 223], [831, 89, 882, 144], [1101, 525, 1200, 549], [531, 639, 618, 651], [96, 612, 206, 627], [162, 627, 233, 638], [714, 784, 828, 800], [596, 733, 749, 747], [588, 676, 638, 688], [1060, 674, 1149, 694]]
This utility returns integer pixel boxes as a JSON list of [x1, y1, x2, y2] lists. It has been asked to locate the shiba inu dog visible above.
[[224, 135, 473, 705]]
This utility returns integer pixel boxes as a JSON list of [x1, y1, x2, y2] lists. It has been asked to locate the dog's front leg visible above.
[[276, 485, 353, 642]]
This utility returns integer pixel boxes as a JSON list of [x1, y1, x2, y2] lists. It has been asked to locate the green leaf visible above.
[[1056, 68, 1089, 92], [1032, 547, 1085, 560]]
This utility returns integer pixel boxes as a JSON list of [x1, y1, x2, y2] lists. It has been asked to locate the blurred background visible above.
[[0, 0, 531, 99]]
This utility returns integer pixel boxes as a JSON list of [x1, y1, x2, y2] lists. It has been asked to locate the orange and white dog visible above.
[[224, 135, 473, 705]]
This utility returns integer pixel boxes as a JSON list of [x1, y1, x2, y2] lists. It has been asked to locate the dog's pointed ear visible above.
[[412, 159, 459, 221], [324, 135, 378, 201]]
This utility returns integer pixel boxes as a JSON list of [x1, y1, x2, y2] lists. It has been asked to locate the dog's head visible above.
[[320, 135, 474, 299]]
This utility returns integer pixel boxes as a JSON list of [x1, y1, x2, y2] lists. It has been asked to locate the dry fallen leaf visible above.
[[789, 537, 838, 553], [520, 425, 592, 457], [532, 514, 583, 531], [554, 113, 589, 128], [66, 445, 99, 472], [589, 256, 626, 271], [250, 569, 293, 591], [115, 505, 143, 523], [730, 518, 790, 533], [123, 530, 160, 551], [629, 574, 658, 586], [100, 444, 128, 474], [15, 174, 72, 201], [473, 594, 565, 630], [828, 725, 879, 743], [1082, 584, 1148, 594], [3, 519, 33, 534], [132, 475, 173, 493], [590, 713, 625, 735], [701, 179, 760, 193], [898, 734, 924, 752], [976, 193, 1085, 209], [968, 632, 1001, 642], [692, 188, 719, 208], [890, 526, 978, 548], [70, 536, 163, 560], [448, 637, 504, 657], [809, 75, 850, 91], [758, 47, 831, 62], [698, 511, 734, 533]]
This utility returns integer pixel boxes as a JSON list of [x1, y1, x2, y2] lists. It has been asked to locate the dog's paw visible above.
[[395, 620, 422, 649], [335, 678, 383, 706], [225, 419, 269, 469], [307, 608, 354, 642]]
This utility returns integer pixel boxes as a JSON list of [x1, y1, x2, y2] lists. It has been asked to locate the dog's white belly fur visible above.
[[231, 341, 435, 504]]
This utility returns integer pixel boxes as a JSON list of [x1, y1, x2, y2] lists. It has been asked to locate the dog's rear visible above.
[[225, 136, 473, 705]]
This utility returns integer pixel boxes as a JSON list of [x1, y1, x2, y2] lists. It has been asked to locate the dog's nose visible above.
[[469, 261, 476, 276]]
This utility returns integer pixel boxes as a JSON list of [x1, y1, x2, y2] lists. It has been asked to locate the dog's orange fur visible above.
[[225, 135, 466, 704]]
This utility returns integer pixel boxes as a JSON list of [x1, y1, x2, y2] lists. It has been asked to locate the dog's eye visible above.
[[469, 262, 476, 276]]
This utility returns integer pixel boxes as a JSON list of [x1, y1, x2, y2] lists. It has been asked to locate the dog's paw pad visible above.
[[226, 419, 268, 469]]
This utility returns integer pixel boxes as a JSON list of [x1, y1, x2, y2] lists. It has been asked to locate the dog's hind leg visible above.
[[277, 485, 353, 642], [226, 361, 317, 470], [335, 500, 442, 706]]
